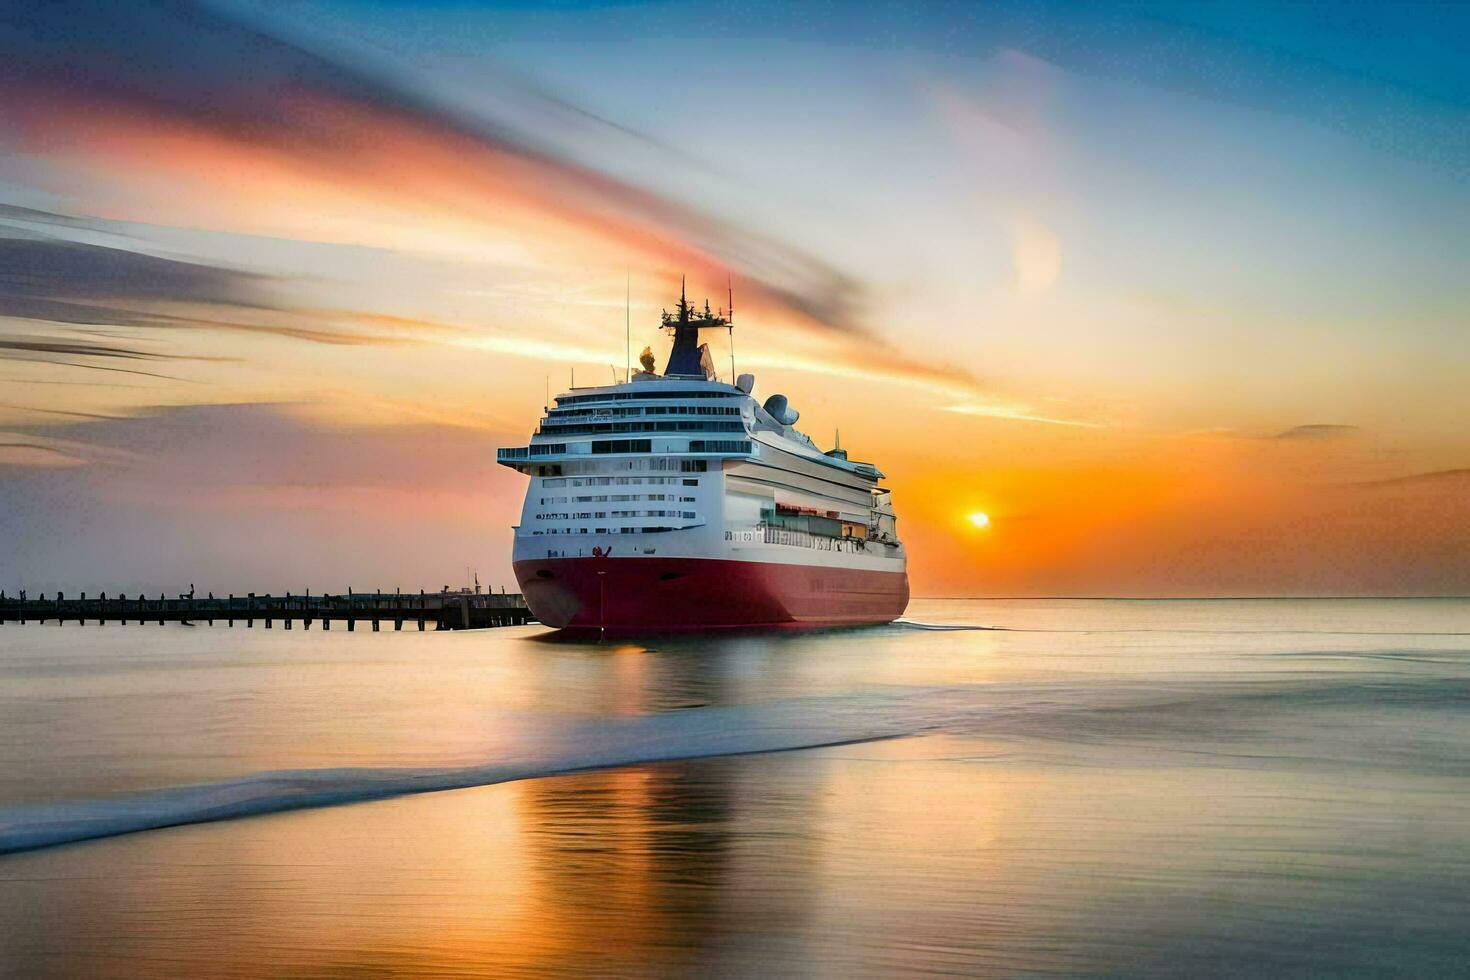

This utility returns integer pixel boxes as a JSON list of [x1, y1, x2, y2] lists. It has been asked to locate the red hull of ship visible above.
[[513, 556, 908, 631]]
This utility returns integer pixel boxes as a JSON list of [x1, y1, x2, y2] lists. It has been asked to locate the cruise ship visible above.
[[497, 285, 908, 631]]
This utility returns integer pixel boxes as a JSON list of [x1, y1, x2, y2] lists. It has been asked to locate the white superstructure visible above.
[[498, 375, 904, 572]]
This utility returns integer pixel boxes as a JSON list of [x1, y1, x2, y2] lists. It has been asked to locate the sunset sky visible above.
[[1, 0, 1467, 596]]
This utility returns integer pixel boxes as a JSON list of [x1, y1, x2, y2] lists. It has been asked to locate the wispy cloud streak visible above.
[[0, 226, 459, 357], [0, 235, 266, 327], [0, 0, 865, 336]]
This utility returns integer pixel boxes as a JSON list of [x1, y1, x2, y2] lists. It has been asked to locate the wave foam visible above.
[[0, 698, 919, 856], [893, 619, 1000, 631]]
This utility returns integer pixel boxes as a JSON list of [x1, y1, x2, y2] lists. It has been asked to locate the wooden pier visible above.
[[0, 590, 534, 631]]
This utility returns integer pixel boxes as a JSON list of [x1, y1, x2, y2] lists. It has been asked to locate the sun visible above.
[[967, 511, 991, 529]]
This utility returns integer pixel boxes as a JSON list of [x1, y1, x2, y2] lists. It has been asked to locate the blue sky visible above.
[[0, 0, 1466, 594]]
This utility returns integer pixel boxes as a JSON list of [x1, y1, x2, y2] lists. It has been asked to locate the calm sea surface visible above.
[[1, 598, 1468, 977]]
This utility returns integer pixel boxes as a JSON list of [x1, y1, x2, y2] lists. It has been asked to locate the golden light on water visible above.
[[967, 511, 991, 529]]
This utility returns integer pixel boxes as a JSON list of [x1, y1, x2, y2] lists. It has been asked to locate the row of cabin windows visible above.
[[547, 405, 741, 420], [526, 437, 744, 459], [537, 493, 696, 504], [541, 476, 696, 487], [580, 445, 718, 466], [540, 420, 746, 435], [535, 510, 696, 521], [556, 390, 739, 405], [532, 527, 677, 535], [531, 459, 706, 476], [583, 437, 745, 454], [689, 439, 752, 454]]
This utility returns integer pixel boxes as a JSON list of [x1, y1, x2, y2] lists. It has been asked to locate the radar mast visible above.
[[660, 276, 731, 378]]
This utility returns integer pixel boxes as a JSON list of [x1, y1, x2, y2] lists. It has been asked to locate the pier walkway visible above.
[[0, 590, 533, 631]]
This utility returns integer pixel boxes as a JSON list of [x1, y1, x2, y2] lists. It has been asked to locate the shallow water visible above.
[[1, 599, 1468, 976]]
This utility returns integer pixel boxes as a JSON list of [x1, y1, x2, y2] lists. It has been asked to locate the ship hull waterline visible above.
[[513, 556, 909, 632]]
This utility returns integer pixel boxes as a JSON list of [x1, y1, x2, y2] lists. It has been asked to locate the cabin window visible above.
[[592, 438, 652, 454]]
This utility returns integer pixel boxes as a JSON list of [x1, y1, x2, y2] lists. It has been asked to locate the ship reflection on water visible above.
[[0, 646, 856, 975], [3, 599, 1470, 975]]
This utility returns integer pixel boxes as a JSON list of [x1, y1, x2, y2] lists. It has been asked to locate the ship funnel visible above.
[[763, 393, 799, 426], [736, 373, 755, 394]]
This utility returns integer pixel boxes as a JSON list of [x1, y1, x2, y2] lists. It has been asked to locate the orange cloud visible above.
[[0, 2, 1023, 409]]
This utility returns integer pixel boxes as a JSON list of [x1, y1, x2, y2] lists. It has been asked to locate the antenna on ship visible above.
[[624, 271, 630, 383], [727, 272, 736, 384]]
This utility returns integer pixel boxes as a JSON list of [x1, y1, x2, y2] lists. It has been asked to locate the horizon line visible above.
[[913, 595, 1470, 601]]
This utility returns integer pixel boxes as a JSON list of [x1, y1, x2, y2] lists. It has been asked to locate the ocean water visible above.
[[1, 598, 1467, 976]]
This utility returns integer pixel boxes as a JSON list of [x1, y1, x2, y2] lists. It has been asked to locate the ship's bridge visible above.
[[498, 374, 888, 483], [497, 282, 885, 482], [496, 378, 757, 474]]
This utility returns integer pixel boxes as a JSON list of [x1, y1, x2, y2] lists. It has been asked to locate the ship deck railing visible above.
[[724, 525, 875, 554]]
